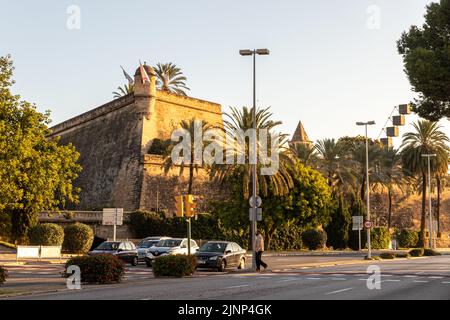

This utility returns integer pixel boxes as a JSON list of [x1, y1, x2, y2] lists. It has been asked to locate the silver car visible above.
[[136, 236, 171, 262], [145, 238, 199, 267]]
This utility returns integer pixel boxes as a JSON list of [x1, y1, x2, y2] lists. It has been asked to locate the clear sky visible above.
[[1, 0, 448, 147]]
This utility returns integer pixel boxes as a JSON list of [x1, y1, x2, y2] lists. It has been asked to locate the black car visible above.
[[88, 241, 138, 266], [195, 241, 246, 271]]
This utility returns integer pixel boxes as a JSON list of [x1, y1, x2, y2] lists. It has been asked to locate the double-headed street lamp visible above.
[[240, 48, 270, 272], [356, 120, 376, 259], [422, 154, 436, 249]]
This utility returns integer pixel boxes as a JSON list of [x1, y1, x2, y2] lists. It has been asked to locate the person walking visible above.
[[255, 230, 268, 272]]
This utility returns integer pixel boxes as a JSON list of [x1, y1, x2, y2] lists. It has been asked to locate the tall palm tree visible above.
[[290, 142, 317, 167], [371, 147, 409, 229], [315, 138, 356, 195], [400, 120, 449, 247], [154, 62, 190, 96], [209, 106, 293, 199], [112, 83, 134, 98], [163, 119, 214, 195]]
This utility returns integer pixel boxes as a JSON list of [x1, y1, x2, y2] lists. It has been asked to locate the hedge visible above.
[[301, 229, 327, 250], [64, 254, 125, 284], [0, 266, 8, 285], [370, 227, 390, 249], [409, 248, 424, 257], [379, 252, 396, 259], [152, 255, 197, 277], [63, 223, 94, 254], [397, 229, 419, 248], [28, 223, 64, 246], [423, 249, 441, 256]]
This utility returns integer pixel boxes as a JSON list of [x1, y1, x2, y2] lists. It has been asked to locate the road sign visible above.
[[249, 208, 262, 221], [102, 208, 123, 226], [249, 196, 262, 208], [364, 221, 373, 229], [352, 216, 363, 231]]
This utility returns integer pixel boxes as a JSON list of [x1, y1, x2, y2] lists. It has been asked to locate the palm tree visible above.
[[163, 119, 214, 195], [290, 142, 317, 167], [154, 63, 190, 96], [315, 139, 356, 195], [112, 83, 134, 98], [400, 120, 449, 247], [209, 106, 293, 199], [371, 147, 409, 229]]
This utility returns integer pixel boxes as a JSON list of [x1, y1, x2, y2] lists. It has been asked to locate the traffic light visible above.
[[184, 194, 197, 218], [174, 195, 184, 217]]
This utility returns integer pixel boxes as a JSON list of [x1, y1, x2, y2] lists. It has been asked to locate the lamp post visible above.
[[240, 48, 270, 271], [356, 121, 376, 258], [422, 154, 436, 249]]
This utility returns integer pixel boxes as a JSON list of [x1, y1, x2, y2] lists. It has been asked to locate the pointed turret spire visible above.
[[291, 121, 312, 144]]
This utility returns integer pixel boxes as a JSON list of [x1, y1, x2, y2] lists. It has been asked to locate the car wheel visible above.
[[131, 256, 138, 266], [218, 259, 226, 272], [238, 257, 245, 269]]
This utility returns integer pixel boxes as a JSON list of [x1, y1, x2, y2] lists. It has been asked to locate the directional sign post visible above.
[[103, 208, 124, 241], [249, 208, 262, 222], [352, 216, 363, 251]]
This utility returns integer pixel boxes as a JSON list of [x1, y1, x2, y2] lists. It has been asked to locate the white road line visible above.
[[403, 275, 418, 278], [325, 287, 353, 295], [428, 276, 443, 279], [383, 279, 401, 282], [306, 277, 321, 280], [442, 282, 450, 284], [413, 280, 429, 283], [331, 278, 347, 281], [224, 284, 250, 289], [278, 278, 300, 283]]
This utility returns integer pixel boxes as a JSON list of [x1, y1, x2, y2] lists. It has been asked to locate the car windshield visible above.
[[156, 239, 182, 247], [96, 242, 119, 251], [137, 240, 158, 248], [200, 242, 227, 253]]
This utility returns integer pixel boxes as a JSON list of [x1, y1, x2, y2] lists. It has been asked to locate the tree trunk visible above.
[[419, 173, 427, 247], [387, 188, 392, 230], [436, 177, 441, 234]]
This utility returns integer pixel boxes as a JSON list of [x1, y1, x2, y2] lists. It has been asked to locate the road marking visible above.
[[442, 282, 450, 284], [413, 280, 429, 283], [428, 276, 443, 279], [224, 284, 250, 289], [278, 278, 300, 283], [403, 275, 418, 278], [325, 287, 353, 295], [140, 298, 153, 300], [306, 277, 321, 280], [331, 274, 345, 276], [331, 278, 347, 281], [383, 279, 401, 282]]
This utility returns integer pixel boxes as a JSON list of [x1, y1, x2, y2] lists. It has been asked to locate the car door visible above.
[[225, 243, 237, 266], [232, 243, 244, 264], [190, 240, 199, 253], [116, 242, 127, 260]]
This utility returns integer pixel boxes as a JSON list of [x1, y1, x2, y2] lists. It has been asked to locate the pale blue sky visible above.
[[1, 0, 448, 147]]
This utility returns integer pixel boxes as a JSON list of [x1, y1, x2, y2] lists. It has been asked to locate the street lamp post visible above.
[[240, 48, 269, 272], [356, 121, 376, 259], [422, 154, 436, 249]]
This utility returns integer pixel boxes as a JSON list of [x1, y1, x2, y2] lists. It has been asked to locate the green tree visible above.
[[400, 120, 449, 247], [0, 55, 81, 243], [112, 83, 134, 99], [325, 194, 351, 249], [154, 62, 190, 96], [397, 0, 450, 120], [289, 142, 317, 167]]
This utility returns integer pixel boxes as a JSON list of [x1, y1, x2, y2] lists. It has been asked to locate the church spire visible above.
[[291, 121, 312, 144]]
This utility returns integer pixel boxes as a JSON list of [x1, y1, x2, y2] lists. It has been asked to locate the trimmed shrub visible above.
[[423, 249, 441, 256], [397, 229, 419, 248], [28, 223, 64, 246], [409, 248, 424, 257], [63, 254, 125, 284], [379, 252, 396, 259], [0, 266, 8, 285], [63, 223, 94, 254], [325, 195, 351, 250], [370, 227, 390, 249], [152, 255, 197, 278], [301, 229, 327, 250], [395, 252, 411, 258], [269, 223, 303, 251]]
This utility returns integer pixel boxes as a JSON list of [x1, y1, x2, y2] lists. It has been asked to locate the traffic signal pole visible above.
[[187, 217, 191, 255]]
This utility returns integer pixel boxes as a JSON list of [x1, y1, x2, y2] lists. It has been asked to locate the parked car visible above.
[[195, 241, 246, 271], [88, 241, 138, 266], [136, 236, 171, 262], [145, 238, 199, 267]]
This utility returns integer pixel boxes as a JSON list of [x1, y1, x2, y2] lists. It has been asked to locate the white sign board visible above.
[[102, 208, 123, 226], [352, 216, 363, 231], [249, 208, 262, 221], [16, 246, 40, 259], [40, 246, 62, 259]]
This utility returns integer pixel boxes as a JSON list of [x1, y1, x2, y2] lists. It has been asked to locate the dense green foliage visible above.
[[301, 229, 327, 250], [148, 138, 171, 155], [326, 195, 351, 249], [28, 223, 64, 246], [379, 252, 396, 259], [370, 227, 391, 249], [423, 248, 442, 256], [64, 254, 125, 284], [397, 229, 419, 248], [0, 55, 81, 243], [62, 223, 94, 254], [397, 0, 450, 120], [409, 248, 425, 257], [152, 254, 197, 277], [0, 266, 7, 285]]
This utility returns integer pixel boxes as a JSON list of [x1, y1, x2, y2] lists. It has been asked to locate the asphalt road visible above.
[[3, 255, 449, 300]]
